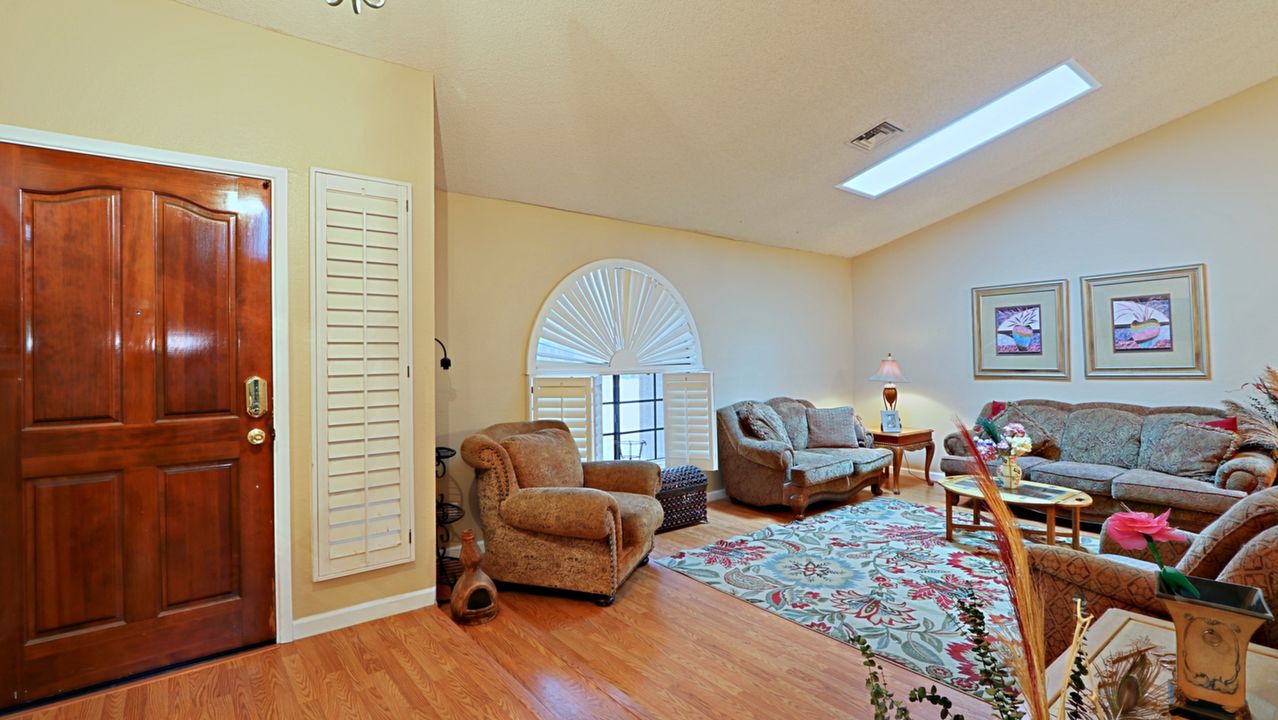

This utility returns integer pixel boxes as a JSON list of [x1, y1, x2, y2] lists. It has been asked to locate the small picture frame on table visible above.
[[880, 410, 902, 433]]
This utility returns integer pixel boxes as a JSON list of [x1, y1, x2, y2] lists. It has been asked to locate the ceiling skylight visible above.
[[838, 61, 1098, 198]]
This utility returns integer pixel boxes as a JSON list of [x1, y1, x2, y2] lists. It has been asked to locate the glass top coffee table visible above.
[[936, 474, 1094, 550]]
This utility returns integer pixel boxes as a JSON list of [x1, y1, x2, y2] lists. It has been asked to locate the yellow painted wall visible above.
[[0, 0, 437, 618], [434, 191, 857, 538], [849, 77, 1278, 471]]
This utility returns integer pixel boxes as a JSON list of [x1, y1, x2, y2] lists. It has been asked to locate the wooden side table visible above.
[[871, 427, 935, 495]]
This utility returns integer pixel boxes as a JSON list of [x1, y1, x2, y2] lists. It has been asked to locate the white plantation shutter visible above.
[[663, 372, 716, 470], [529, 375, 595, 460], [312, 170, 414, 581]]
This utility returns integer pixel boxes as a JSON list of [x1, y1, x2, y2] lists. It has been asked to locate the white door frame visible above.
[[0, 123, 296, 643]]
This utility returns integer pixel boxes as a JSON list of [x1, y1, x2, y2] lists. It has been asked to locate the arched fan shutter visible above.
[[528, 260, 716, 469], [532, 262, 701, 373]]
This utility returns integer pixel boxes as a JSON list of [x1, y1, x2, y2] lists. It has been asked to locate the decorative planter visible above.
[[1157, 575, 1273, 719], [998, 457, 1023, 490]]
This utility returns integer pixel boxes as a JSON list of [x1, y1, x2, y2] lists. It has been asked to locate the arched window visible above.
[[527, 260, 716, 470]]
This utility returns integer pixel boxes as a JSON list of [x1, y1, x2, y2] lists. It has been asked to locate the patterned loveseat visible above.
[[718, 397, 893, 518], [941, 400, 1276, 532]]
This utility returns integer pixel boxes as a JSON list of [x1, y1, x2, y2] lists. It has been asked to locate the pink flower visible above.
[[1107, 509, 1188, 551]]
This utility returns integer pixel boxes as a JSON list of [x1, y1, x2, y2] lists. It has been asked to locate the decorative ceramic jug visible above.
[[450, 529, 499, 625]]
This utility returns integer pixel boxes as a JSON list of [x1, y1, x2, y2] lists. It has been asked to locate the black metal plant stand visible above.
[[435, 447, 464, 593]]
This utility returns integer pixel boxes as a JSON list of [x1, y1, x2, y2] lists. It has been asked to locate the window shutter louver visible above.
[[529, 375, 595, 461], [313, 170, 414, 581], [662, 371, 716, 471]]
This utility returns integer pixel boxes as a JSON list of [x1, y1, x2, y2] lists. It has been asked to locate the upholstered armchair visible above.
[[1030, 486, 1278, 661], [460, 420, 664, 605]]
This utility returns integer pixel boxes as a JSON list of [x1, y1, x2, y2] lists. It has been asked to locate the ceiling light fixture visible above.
[[838, 60, 1099, 199], [325, 0, 385, 14]]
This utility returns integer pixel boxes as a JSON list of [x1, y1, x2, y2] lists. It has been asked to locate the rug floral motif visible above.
[[657, 498, 1098, 697]]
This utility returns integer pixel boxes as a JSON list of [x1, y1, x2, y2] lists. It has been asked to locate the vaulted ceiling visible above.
[[179, 0, 1278, 256]]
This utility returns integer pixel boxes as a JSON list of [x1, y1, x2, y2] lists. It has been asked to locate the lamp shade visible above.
[[868, 353, 907, 383]]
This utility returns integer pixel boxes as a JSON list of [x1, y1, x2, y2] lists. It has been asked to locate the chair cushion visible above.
[[847, 447, 893, 475], [501, 428, 584, 488], [738, 402, 791, 446], [1144, 421, 1236, 481], [1177, 486, 1278, 579], [790, 450, 853, 487], [806, 406, 859, 448], [1029, 461, 1125, 495], [1112, 469, 1243, 517], [1059, 407, 1143, 469], [610, 491, 664, 550], [767, 397, 812, 450]]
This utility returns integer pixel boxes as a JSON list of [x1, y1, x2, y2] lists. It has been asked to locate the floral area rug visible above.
[[657, 497, 1098, 696]]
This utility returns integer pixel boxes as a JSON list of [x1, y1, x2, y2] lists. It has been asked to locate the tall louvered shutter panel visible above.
[[663, 372, 716, 470], [313, 170, 414, 580], [529, 376, 595, 460]]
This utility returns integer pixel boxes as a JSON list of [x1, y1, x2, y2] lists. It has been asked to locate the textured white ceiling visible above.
[[177, 0, 1278, 257]]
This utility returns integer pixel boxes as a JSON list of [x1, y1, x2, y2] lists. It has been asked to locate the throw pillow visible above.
[[989, 402, 1057, 456], [1147, 421, 1237, 481], [852, 414, 872, 448], [806, 406, 859, 448], [1199, 416, 1239, 432], [737, 402, 791, 447], [500, 428, 584, 488]]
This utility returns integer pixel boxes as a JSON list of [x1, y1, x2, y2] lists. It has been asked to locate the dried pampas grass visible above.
[[954, 420, 1051, 720]]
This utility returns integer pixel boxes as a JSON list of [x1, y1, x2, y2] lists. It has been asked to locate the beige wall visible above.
[[435, 191, 856, 537], [850, 77, 1278, 470], [1, 0, 437, 618]]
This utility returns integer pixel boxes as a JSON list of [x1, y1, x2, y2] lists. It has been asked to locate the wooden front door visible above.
[[0, 142, 275, 708]]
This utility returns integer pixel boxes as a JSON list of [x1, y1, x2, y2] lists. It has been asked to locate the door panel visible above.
[[160, 462, 239, 609], [26, 473, 125, 638], [0, 142, 274, 708], [156, 196, 236, 418], [22, 189, 122, 426]]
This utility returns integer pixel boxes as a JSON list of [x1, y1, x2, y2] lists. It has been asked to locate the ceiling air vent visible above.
[[848, 121, 904, 151]]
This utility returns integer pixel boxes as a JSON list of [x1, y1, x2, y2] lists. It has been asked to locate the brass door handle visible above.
[[247, 428, 267, 445]]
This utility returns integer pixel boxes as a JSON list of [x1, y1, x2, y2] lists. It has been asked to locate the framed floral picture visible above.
[[1082, 264, 1208, 378], [971, 280, 1069, 379]]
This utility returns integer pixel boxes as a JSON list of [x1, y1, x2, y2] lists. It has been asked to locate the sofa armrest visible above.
[[582, 461, 661, 496], [1028, 543, 1162, 612], [500, 487, 619, 541], [733, 437, 794, 471], [1216, 451, 1278, 493], [1099, 516, 1195, 565], [943, 432, 970, 456]]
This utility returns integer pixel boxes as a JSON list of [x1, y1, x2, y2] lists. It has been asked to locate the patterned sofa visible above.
[[942, 400, 1277, 531], [1031, 486, 1278, 660], [718, 397, 893, 518]]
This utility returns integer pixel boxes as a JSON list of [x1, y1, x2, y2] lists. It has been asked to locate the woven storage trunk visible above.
[[656, 465, 708, 533]]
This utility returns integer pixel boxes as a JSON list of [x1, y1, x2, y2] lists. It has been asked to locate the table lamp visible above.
[[868, 353, 907, 410]]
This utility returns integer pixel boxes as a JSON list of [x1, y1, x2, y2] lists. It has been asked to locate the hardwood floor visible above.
[[10, 475, 992, 719]]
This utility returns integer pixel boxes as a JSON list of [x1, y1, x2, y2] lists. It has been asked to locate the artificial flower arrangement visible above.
[[973, 411, 1034, 487], [1106, 508, 1200, 599]]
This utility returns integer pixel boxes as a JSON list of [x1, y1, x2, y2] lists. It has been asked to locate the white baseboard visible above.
[[706, 488, 728, 502], [292, 586, 436, 640]]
